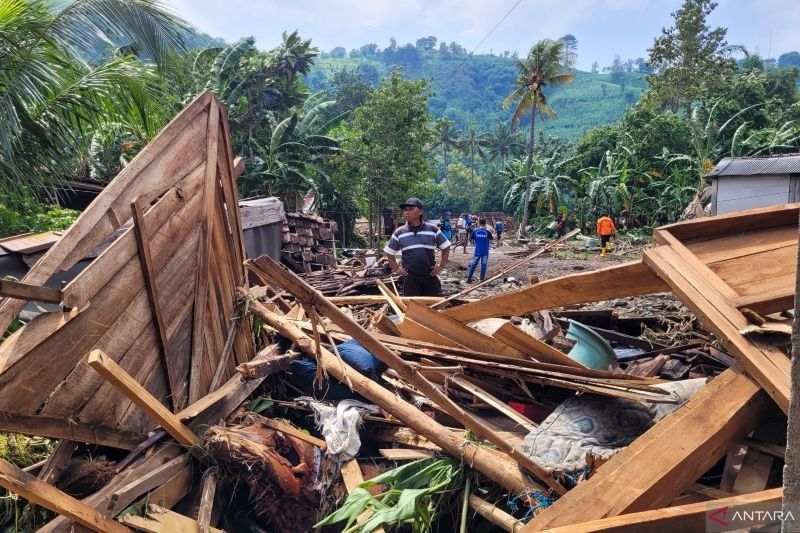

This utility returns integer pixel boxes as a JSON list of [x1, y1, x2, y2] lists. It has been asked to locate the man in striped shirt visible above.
[[384, 198, 451, 296]]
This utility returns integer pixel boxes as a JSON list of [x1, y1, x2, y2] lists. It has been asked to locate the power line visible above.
[[442, 0, 525, 85]]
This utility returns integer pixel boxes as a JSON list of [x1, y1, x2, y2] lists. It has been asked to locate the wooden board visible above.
[[542, 488, 782, 533], [524, 368, 769, 530], [443, 261, 669, 323]]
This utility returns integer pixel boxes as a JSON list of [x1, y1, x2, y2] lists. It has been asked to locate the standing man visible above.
[[596, 212, 616, 257], [384, 198, 451, 296], [494, 219, 504, 242], [457, 213, 468, 253], [467, 218, 493, 283]]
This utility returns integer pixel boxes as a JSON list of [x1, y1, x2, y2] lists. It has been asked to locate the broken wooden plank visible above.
[[524, 368, 770, 530], [443, 260, 669, 323], [260, 417, 326, 449], [87, 350, 199, 447], [433, 228, 581, 307], [380, 448, 435, 461], [0, 410, 142, 449], [405, 301, 527, 359], [0, 458, 130, 533], [236, 351, 295, 378], [196, 468, 218, 533], [121, 504, 223, 533], [0, 279, 61, 304], [131, 197, 177, 410], [247, 257, 566, 494], [107, 454, 188, 513], [492, 322, 582, 367], [542, 488, 782, 532]]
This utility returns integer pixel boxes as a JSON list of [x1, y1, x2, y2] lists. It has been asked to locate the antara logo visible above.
[[708, 506, 729, 526]]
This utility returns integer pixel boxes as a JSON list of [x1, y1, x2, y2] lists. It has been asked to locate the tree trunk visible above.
[[367, 195, 374, 248], [782, 210, 800, 525], [443, 146, 449, 186], [521, 106, 537, 239]]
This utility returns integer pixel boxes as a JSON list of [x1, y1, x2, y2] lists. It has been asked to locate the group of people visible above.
[[383, 197, 618, 298]]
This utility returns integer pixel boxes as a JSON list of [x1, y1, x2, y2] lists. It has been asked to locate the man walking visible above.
[[467, 218, 493, 283], [596, 212, 616, 257], [384, 198, 451, 296], [494, 219, 504, 242]]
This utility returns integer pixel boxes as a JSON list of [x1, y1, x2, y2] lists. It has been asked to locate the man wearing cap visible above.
[[384, 198, 451, 296]]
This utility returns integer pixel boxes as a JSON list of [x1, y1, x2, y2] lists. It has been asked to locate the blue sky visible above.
[[170, 0, 799, 71]]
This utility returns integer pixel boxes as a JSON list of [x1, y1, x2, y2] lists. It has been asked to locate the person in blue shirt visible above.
[[494, 219, 504, 242], [467, 218, 493, 283]]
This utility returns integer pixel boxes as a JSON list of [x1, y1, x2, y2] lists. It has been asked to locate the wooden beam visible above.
[[433, 228, 581, 307], [469, 494, 521, 532], [0, 458, 130, 532], [328, 295, 446, 306], [87, 350, 199, 447], [443, 260, 669, 323], [524, 368, 770, 530], [492, 322, 583, 368], [0, 410, 142, 449], [643, 245, 791, 412], [376, 278, 407, 313], [247, 257, 565, 494], [131, 197, 177, 410], [541, 488, 782, 532], [247, 299, 540, 496], [260, 417, 326, 449], [236, 351, 295, 378], [0, 279, 61, 304]]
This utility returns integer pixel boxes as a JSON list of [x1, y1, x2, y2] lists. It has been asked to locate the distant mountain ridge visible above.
[[306, 52, 647, 142]]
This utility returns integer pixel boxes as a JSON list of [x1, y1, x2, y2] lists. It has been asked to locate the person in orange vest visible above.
[[596, 213, 616, 257]]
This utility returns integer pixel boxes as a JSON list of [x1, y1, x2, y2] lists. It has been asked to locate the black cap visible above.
[[399, 197, 423, 209]]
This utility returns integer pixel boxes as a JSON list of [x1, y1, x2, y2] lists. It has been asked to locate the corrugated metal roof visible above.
[[706, 153, 800, 177]]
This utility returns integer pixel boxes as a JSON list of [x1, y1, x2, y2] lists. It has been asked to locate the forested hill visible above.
[[305, 50, 647, 141]]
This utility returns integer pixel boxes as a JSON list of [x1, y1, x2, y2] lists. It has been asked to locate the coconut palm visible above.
[[485, 120, 526, 168], [503, 38, 575, 237], [456, 123, 488, 188], [0, 0, 188, 203], [431, 118, 460, 183]]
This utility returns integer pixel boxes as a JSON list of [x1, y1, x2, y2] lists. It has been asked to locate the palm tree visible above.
[[485, 120, 526, 168], [431, 118, 460, 183], [457, 123, 489, 188], [504, 38, 575, 237], [0, 0, 188, 203]]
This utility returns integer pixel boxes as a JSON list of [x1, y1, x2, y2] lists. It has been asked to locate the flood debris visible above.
[[0, 92, 796, 532]]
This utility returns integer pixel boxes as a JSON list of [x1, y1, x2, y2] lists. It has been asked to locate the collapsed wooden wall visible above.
[[0, 91, 254, 448]]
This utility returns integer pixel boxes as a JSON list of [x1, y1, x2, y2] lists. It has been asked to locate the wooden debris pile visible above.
[[0, 89, 795, 531]]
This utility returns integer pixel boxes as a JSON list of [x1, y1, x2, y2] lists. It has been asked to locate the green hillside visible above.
[[306, 52, 647, 142]]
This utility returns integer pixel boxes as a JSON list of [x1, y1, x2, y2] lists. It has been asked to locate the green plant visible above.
[[316, 458, 466, 532]]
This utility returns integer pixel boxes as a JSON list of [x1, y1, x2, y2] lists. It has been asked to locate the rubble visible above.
[[0, 91, 796, 532]]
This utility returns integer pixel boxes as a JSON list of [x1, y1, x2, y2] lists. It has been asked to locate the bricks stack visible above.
[[281, 213, 339, 272]]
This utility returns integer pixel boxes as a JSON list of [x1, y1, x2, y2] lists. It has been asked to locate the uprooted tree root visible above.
[[203, 413, 320, 533]]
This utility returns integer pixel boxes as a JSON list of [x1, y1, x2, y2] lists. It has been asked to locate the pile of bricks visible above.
[[281, 213, 339, 272]]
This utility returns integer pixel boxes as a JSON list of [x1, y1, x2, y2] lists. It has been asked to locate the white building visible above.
[[706, 153, 800, 215]]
